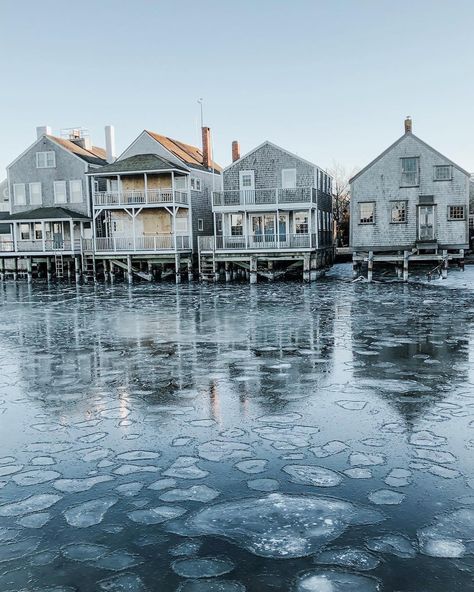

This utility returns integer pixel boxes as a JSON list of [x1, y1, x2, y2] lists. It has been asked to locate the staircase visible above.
[[82, 254, 96, 283], [200, 254, 216, 281], [54, 254, 64, 279]]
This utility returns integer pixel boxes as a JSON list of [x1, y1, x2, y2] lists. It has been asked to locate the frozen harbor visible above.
[[0, 267, 474, 591]]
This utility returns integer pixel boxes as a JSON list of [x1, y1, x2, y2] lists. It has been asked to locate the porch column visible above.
[[303, 253, 311, 283], [276, 208, 280, 249], [117, 175, 121, 204], [26, 257, 32, 284], [41, 221, 46, 251], [309, 208, 312, 248], [367, 251, 374, 283], [74, 256, 81, 283], [69, 219, 74, 252], [132, 209, 136, 252], [144, 173, 148, 204], [127, 255, 133, 284], [250, 256, 257, 284]]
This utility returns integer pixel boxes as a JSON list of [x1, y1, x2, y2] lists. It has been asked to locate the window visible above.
[[217, 218, 222, 232], [448, 205, 465, 220], [174, 177, 187, 190], [36, 151, 56, 168], [197, 218, 204, 231], [190, 177, 202, 191], [239, 170, 254, 189], [13, 183, 26, 205], [294, 212, 309, 234], [20, 223, 30, 240], [29, 182, 42, 205], [282, 168, 296, 189], [34, 223, 43, 240], [70, 180, 83, 203], [112, 220, 124, 233], [230, 214, 243, 236], [434, 165, 452, 181], [175, 216, 188, 232], [391, 201, 407, 223], [54, 181, 67, 203], [401, 157, 419, 186], [359, 202, 375, 224]]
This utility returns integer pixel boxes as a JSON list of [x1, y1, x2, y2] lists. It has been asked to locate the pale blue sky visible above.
[[1, 0, 473, 176]]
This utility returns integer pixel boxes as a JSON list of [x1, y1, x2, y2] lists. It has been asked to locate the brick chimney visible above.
[[202, 126, 211, 169], [232, 140, 241, 162], [404, 116, 412, 134]]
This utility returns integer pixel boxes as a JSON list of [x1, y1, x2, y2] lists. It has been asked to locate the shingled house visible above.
[[2, 126, 108, 281], [199, 140, 333, 282], [350, 118, 470, 281], [86, 127, 222, 283]]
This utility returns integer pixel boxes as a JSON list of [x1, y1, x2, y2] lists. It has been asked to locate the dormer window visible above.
[[401, 157, 419, 186], [36, 151, 56, 168]]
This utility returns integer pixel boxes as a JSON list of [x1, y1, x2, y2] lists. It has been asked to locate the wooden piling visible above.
[[367, 251, 373, 283], [127, 255, 133, 284], [403, 251, 409, 282], [250, 256, 257, 284]]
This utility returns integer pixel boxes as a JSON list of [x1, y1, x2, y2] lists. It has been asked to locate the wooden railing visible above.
[[199, 233, 315, 251], [94, 189, 189, 207], [7, 239, 82, 253], [212, 187, 317, 207], [93, 235, 191, 252]]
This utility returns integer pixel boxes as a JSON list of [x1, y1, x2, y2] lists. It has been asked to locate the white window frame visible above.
[[434, 165, 452, 181], [294, 211, 309, 234], [175, 216, 188, 233], [239, 170, 255, 190], [401, 157, 419, 187], [69, 180, 83, 203], [13, 183, 26, 205], [281, 168, 296, 189], [53, 180, 67, 203], [36, 151, 56, 168], [390, 200, 407, 223], [359, 202, 375, 224], [197, 218, 204, 231], [448, 205, 465, 220], [29, 182, 42, 205], [112, 219, 124, 233], [191, 177, 202, 191]]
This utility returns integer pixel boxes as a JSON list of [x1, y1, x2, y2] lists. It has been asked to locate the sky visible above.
[[1, 0, 474, 177]]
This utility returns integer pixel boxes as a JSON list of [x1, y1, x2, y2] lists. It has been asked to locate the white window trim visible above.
[[359, 202, 375, 224], [29, 182, 42, 205], [13, 183, 26, 205], [36, 151, 56, 169], [239, 170, 255, 190], [69, 180, 83, 203], [197, 218, 204, 231], [434, 165, 453, 181], [53, 180, 67, 203], [191, 177, 202, 191], [281, 168, 297, 189]]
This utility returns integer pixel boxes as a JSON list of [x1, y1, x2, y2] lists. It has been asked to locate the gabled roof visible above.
[[48, 136, 108, 166], [4, 207, 90, 221], [145, 131, 222, 173], [224, 140, 324, 173], [350, 132, 470, 183], [89, 153, 188, 176]]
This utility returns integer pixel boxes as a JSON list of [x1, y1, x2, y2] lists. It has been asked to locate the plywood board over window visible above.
[[142, 210, 172, 234]]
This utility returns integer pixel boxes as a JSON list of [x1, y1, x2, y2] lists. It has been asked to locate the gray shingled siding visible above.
[[190, 170, 221, 251], [351, 134, 469, 250], [224, 143, 315, 190], [8, 137, 90, 217]]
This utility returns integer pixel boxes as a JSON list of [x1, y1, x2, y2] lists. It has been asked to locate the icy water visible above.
[[0, 272, 474, 591]]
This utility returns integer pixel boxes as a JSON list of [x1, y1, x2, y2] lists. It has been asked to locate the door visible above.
[[53, 222, 64, 249], [250, 214, 276, 246], [418, 205, 435, 240], [239, 170, 255, 205], [278, 214, 288, 245]]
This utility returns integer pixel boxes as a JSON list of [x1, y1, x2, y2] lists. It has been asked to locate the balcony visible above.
[[94, 189, 189, 208], [199, 233, 317, 252], [213, 187, 317, 209], [88, 235, 191, 253]]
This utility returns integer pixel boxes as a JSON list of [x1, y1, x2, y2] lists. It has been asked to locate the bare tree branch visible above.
[[328, 161, 359, 247]]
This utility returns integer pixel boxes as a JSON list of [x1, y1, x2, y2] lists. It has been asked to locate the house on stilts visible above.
[[0, 126, 108, 282], [86, 127, 222, 283], [199, 141, 334, 282], [350, 117, 470, 281]]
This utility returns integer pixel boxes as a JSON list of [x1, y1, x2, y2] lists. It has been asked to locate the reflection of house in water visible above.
[[349, 287, 469, 422]]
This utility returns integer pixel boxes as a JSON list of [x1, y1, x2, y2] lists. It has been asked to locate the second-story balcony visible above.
[[94, 189, 189, 208], [213, 187, 317, 209]]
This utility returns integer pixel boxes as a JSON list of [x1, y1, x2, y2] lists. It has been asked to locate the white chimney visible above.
[[36, 125, 52, 139], [105, 125, 116, 163]]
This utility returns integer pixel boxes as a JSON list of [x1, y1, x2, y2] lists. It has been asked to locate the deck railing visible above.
[[92, 235, 191, 253], [199, 233, 315, 251], [7, 239, 82, 253], [94, 189, 189, 207], [212, 187, 317, 207]]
